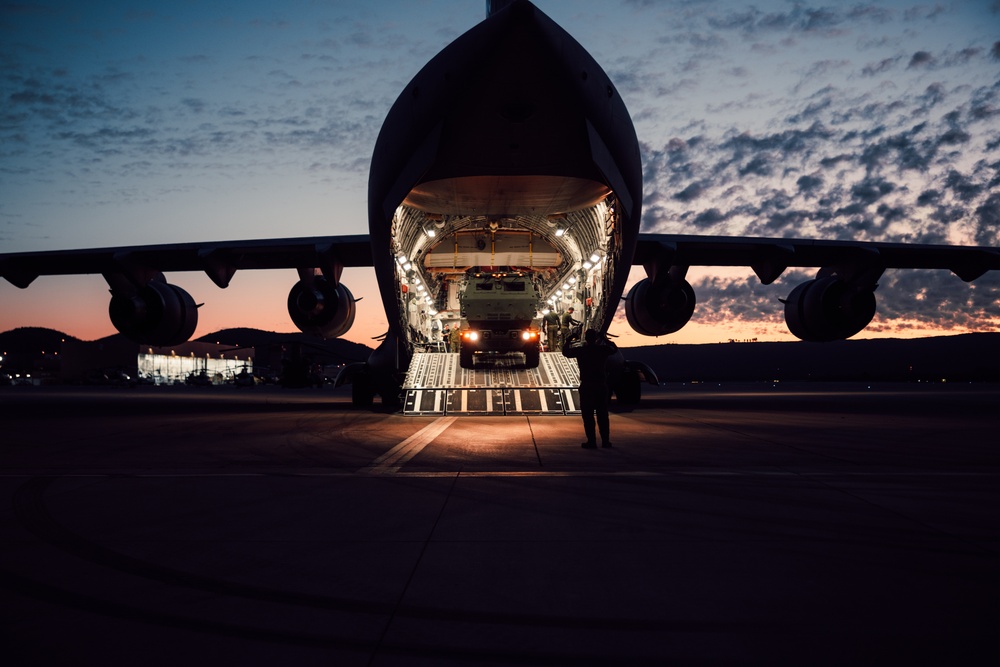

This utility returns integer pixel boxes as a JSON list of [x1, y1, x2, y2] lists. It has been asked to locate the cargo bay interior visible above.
[[390, 190, 622, 353], [388, 184, 621, 415]]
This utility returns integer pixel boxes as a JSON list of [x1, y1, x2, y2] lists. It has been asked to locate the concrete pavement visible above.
[[2, 383, 998, 665]]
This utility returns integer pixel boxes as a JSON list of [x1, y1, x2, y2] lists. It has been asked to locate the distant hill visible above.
[[0, 327, 78, 352], [0, 327, 373, 373], [3, 327, 998, 382], [622, 332, 1000, 383], [0, 327, 79, 373], [194, 328, 373, 363]]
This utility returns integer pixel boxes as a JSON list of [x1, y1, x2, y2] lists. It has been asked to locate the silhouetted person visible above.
[[562, 328, 617, 448]]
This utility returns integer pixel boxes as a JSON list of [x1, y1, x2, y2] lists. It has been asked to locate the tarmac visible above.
[[1, 382, 998, 665]]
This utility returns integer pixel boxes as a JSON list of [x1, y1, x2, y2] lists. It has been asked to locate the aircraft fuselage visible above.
[[368, 1, 642, 375]]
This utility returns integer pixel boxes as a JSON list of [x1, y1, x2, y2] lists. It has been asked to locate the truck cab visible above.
[[459, 269, 541, 368]]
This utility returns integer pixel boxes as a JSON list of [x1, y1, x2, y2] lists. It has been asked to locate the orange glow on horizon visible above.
[[0, 268, 390, 347], [2, 265, 995, 347], [3, 269, 990, 349]]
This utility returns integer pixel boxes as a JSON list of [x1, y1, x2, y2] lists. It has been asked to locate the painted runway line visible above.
[[360, 415, 458, 474]]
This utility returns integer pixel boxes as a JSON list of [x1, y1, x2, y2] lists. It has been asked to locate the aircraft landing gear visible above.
[[351, 370, 401, 410], [351, 372, 374, 409], [378, 380, 402, 410], [614, 369, 641, 406]]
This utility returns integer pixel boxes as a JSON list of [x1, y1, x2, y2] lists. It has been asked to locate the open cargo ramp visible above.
[[402, 352, 581, 416]]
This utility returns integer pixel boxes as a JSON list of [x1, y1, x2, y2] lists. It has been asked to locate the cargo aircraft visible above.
[[2, 0, 999, 407]]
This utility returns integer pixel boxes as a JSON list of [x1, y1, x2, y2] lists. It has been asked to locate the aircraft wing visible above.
[[634, 233, 1000, 284], [0, 235, 373, 289]]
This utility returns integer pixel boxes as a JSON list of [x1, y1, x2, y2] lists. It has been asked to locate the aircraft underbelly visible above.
[[403, 175, 611, 217]]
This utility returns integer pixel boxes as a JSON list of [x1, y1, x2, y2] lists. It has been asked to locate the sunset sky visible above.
[[2, 0, 998, 349]]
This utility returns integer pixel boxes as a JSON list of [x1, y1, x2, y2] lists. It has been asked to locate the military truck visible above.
[[458, 270, 541, 368]]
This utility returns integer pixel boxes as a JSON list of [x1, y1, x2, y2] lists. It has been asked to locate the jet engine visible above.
[[624, 276, 696, 336], [287, 276, 356, 338], [109, 279, 199, 346], [784, 276, 877, 342]]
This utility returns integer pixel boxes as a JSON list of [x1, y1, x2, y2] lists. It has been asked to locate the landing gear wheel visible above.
[[351, 373, 374, 409], [379, 381, 402, 410], [615, 369, 641, 406]]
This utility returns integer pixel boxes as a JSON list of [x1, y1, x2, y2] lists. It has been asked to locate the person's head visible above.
[[584, 328, 599, 343], [568, 307, 574, 313]]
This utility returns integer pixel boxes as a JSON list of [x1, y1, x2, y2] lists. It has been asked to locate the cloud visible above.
[[640, 54, 996, 251], [55, 126, 155, 152], [758, 208, 818, 236], [936, 127, 970, 146], [945, 47, 982, 66], [673, 182, 706, 202], [3, 75, 134, 125], [917, 83, 945, 110], [703, 3, 893, 40], [686, 273, 789, 327], [845, 6, 893, 24], [851, 177, 894, 204], [739, 154, 772, 177], [861, 57, 898, 77], [875, 270, 1000, 328], [796, 173, 823, 194], [944, 169, 983, 203], [917, 189, 941, 206], [975, 193, 1000, 245], [182, 98, 206, 113], [671, 266, 996, 337], [907, 51, 935, 69], [692, 208, 727, 228], [819, 154, 852, 168]]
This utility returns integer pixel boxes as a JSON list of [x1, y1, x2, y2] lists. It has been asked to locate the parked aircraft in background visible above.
[[2, 0, 998, 407]]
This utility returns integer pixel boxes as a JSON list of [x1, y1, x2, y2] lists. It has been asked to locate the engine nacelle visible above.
[[109, 280, 199, 346], [784, 276, 877, 342], [624, 277, 696, 336], [287, 277, 356, 338]]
